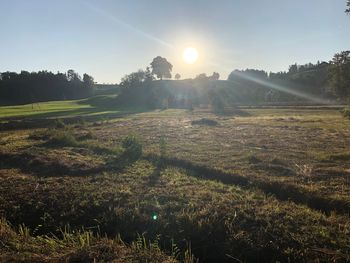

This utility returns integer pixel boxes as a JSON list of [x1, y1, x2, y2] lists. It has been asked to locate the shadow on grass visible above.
[[148, 159, 165, 186], [0, 146, 139, 178], [3, 143, 347, 215], [0, 151, 102, 177], [143, 154, 350, 216]]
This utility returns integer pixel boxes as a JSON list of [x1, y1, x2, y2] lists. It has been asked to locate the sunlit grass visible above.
[[0, 100, 91, 118]]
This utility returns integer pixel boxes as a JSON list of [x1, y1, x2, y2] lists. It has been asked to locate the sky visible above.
[[1, 0, 349, 83]]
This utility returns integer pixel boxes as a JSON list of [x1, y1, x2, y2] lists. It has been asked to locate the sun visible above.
[[182, 47, 198, 64]]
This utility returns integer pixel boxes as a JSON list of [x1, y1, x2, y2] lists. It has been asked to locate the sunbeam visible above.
[[81, 1, 174, 49], [228, 71, 331, 104]]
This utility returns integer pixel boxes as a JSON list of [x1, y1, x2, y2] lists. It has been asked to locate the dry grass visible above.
[[0, 106, 350, 262]]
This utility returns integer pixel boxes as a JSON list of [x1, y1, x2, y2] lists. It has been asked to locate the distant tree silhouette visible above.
[[120, 71, 141, 89], [195, 73, 208, 81], [175, 73, 181, 80], [67, 69, 81, 82], [118, 68, 168, 108], [329, 51, 350, 99], [83, 74, 95, 96], [119, 69, 154, 89], [150, 56, 173, 80], [0, 70, 94, 105], [288, 64, 298, 74], [210, 72, 220, 80], [347, 0, 350, 14], [145, 67, 154, 82]]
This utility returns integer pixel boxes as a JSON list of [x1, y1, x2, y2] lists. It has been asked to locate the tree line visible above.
[[117, 50, 350, 108], [228, 51, 350, 102], [0, 70, 94, 105], [0, 51, 348, 107]]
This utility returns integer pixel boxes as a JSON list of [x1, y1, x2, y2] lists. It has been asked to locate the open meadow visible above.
[[2, 1, 350, 262], [1, 100, 350, 262]]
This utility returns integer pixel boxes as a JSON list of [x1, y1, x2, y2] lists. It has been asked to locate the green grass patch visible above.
[[0, 100, 91, 119]]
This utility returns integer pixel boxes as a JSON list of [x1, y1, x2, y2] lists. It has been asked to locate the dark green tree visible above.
[[0, 70, 93, 105], [329, 51, 350, 99], [83, 74, 94, 86], [83, 74, 95, 96], [150, 56, 172, 80], [67, 69, 81, 82], [210, 72, 220, 80], [119, 69, 150, 89]]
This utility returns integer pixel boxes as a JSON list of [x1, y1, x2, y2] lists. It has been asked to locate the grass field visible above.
[[0, 95, 130, 120], [1, 99, 350, 262]]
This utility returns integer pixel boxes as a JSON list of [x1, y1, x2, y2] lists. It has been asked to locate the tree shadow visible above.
[[0, 144, 141, 178], [143, 154, 350, 215], [148, 164, 163, 186]]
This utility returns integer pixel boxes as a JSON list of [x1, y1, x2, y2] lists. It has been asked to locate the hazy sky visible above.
[[1, 0, 349, 83]]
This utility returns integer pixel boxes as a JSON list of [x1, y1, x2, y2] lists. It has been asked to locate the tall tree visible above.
[[346, 0, 350, 14], [83, 73, 95, 96], [67, 69, 81, 82], [150, 56, 173, 80], [329, 51, 350, 98]]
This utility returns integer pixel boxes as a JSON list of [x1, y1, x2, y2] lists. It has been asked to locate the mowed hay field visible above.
[[1, 105, 350, 262]]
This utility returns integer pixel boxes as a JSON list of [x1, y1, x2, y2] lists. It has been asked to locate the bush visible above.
[[121, 135, 143, 160], [47, 129, 79, 147], [54, 119, 65, 129], [342, 107, 350, 119]]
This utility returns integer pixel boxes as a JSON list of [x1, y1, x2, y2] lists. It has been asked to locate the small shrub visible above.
[[74, 117, 87, 128], [78, 130, 96, 141], [341, 107, 350, 119], [89, 144, 122, 156], [47, 129, 79, 147], [54, 119, 65, 129], [121, 134, 143, 160]]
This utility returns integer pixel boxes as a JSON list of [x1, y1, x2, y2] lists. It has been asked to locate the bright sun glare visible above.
[[182, 47, 198, 64]]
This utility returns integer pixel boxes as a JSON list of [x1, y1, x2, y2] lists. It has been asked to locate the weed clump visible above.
[[341, 107, 350, 119], [78, 130, 96, 140], [46, 129, 79, 147], [122, 134, 143, 161], [0, 218, 177, 262], [54, 119, 65, 129]]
